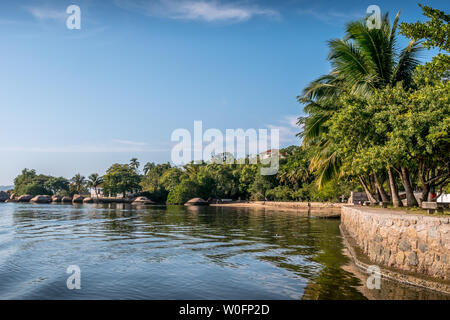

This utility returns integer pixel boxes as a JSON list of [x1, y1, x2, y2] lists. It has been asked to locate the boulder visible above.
[[0, 191, 9, 202], [61, 196, 73, 203], [83, 197, 94, 203], [9, 193, 16, 200], [52, 196, 62, 202], [72, 195, 84, 203], [132, 196, 155, 205], [184, 198, 209, 206], [17, 195, 33, 202], [30, 195, 52, 204]]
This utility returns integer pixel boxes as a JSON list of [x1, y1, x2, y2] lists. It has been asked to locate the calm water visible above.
[[0, 203, 447, 300]]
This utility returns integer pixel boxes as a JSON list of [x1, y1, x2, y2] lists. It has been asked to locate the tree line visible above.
[[12, 151, 354, 203]]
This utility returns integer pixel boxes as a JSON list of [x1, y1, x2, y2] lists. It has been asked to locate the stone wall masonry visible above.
[[341, 206, 450, 281]]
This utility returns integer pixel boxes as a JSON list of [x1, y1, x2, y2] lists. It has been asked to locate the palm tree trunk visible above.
[[400, 167, 418, 207], [387, 168, 402, 207], [374, 172, 390, 203], [359, 175, 377, 204]]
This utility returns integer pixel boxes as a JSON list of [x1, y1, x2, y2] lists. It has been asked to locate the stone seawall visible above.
[[341, 206, 450, 283], [210, 201, 345, 218], [211, 201, 345, 210]]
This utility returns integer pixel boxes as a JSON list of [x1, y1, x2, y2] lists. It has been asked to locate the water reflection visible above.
[[0, 203, 447, 299]]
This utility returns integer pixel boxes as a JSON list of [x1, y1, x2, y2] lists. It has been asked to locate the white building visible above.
[[90, 187, 104, 198], [437, 193, 450, 203]]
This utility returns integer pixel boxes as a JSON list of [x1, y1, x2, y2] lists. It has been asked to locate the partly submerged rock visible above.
[[61, 196, 73, 203], [52, 196, 62, 202], [0, 191, 9, 202], [30, 195, 52, 203], [184, 198, 209, 206], [83, 197, 94, 203], [72, 195, 84, 203], [17, 195, 33, 202], [132, 196, 155, 205]]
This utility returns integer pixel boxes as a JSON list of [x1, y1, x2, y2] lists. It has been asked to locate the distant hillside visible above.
[[0, 185, 13, 191]]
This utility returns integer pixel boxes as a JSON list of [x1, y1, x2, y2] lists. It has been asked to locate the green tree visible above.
[[13, 169, 54, 196], [71, 173, 86, 195], [130, 158, 140, 172], [166, 179, 199, 204], [298, 11, 423, 206], [400, 4, 449, 77], [44, 177, 69, 196], [160, 167, 183, 192], [140, 162, 172, 202], [87, 173, 103, 199], [103, 164, 141, 197]]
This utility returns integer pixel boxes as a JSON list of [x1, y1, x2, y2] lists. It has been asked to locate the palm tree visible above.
[[71, 173, 86, 195], [143, 162, 155, 175], [299, 11, 421, 206], [130, 158, 140, 172], [87, 173, 103, 199]]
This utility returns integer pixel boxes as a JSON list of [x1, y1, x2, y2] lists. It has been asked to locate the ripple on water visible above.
[[0, 203, 446, 299]]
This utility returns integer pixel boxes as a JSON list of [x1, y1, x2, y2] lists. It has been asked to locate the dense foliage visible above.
[[298, 4, 449, 207]]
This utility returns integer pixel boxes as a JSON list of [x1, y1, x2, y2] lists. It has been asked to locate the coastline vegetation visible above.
[[10, 4, 449, 207], [297, 4, 449, 207]]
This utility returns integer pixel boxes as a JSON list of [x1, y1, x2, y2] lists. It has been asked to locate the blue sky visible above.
[[0, 0, 448, 184]]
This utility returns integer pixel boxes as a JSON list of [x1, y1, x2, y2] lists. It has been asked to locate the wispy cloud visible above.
[[267, 115, 300, 144], [115, 0, 280, 22], [297, 7, 363, 25], [112, 139, 148, 146], [24, 6, 67, 21]]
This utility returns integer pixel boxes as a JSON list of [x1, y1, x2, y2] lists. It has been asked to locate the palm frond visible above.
[[391, 40, 422, 86]]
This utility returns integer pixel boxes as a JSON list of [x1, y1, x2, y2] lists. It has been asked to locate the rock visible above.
[[61, 196, 73, 203], [9, 193, 16, 200], [72, 195, 84, 203], [184, 198, 209, 206], [83, 197, 94, 203], [17, 195, 33, 202], [0, 191, 9, 202], [52, 196, 62, 202], [407, 252, 419, 266], [396, 251, 405, 265], [132, 196, 155, 205], [419, 242, 428, 253], [30, 195, 52, 203], [399, 239, 411, 252]]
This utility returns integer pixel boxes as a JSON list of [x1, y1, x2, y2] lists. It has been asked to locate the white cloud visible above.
[[112, 139, 147, 146], [25, 6, 67, 21], [297, 7, 363, 25], [116, 0, 280, 22], [266, 115, 300, 144]]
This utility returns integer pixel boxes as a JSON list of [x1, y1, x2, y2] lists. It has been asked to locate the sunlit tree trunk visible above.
[[359, 175, 377, 204], [400, 167, 419, 207], [374, 172, 390, 203], [419, 162, 429, 205], [387, 168, 402, 207]]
